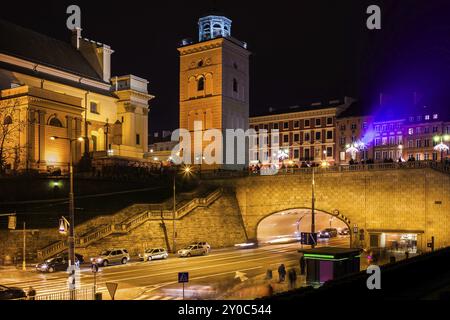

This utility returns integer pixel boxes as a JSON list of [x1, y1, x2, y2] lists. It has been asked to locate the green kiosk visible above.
[[299, 247, 361, 284]]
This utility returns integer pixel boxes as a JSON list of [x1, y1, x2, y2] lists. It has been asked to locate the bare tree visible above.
[[0, 98, 26, 174]]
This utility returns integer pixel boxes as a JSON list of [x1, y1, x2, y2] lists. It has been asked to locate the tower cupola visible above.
[[198, 15, 232, 42]]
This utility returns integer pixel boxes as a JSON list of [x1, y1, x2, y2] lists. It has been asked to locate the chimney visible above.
[[71, 27, 82, 50], [72, 34, 114, 82], [99, 44, 114, 82]]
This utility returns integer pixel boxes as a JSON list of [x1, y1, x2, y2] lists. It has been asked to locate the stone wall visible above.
[[77, 189, 247, 258], [229, 168, 450, 251]]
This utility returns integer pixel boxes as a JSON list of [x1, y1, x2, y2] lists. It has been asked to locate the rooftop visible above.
[[0, 19, 105, 83]]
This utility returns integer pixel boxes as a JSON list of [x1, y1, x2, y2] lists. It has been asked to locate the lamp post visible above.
[[50, 135, 83, 296], [433, 134, 450, 163], [311, 165, 316, 248], [172, 165, 193, 253]]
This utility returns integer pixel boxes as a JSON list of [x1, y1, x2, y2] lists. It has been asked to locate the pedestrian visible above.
[[288, 268, 297, 290], [27, 286, 36, 300], [277, 264, 286, 282], [300, 254, 306, 275], [405, 250, 409, 259], [266, 284, 274, 297]]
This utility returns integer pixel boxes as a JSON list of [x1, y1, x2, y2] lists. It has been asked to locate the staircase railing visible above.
[[37, 188, 223, 260]]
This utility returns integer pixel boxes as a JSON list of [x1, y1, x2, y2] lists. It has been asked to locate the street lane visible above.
[[1, 237, 350, 299]]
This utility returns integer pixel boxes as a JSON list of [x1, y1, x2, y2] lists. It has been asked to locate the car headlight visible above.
[[42, 264, 48, 269]]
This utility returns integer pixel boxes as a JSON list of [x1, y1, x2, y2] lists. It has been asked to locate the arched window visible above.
[[197, 77, 205, 91], [3, 116, 12, 125], [233, 78, 238, 93], [49, 117, 63, 128]]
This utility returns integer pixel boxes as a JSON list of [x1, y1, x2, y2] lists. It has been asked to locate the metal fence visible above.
[[35, 287, 95, 300]]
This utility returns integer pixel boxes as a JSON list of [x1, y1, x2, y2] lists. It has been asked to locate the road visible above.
[[0, 237, 350, 300]]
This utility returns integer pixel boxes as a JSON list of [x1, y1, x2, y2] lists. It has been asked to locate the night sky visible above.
[[1, 0, 450, 132]]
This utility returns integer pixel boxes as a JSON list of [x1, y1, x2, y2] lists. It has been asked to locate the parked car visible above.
[[178, 245, 207, 257], [0, 284, 26, 300], [318, 228, 338, 238], [90, 249, 130, 267], [339, 228, 350, 235], [139, 248, 168, 261], [36, 253, 83, 273], [190, 242, 211, 252]]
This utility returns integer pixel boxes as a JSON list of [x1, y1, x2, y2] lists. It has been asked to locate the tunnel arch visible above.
[[255, 207, 352, 246]]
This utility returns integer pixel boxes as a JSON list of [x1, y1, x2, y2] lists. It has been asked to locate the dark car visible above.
[[0, 284, 26, 300], [36, 253, 83, 273], [318, 228, 338, 238]]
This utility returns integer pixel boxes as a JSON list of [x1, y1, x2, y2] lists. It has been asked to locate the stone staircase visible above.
[[37, 188, 223, 260]]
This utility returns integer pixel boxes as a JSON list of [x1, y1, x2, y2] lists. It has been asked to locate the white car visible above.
[[139, 248, 168, 261], [190, 241, 211, 252], [178, 245, 207, 257]]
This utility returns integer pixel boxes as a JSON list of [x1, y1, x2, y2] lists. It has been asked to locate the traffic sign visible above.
[[300, 232, 317, 245], [106, 282, 119, 300], [178, 272, 189, 283], [8, 215, 16, 230]]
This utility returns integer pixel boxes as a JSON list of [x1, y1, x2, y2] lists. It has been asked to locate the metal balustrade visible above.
[[37, 188, 223, 260]]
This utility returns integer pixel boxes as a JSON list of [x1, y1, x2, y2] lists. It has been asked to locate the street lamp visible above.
[[345, 143, 359, 161], [433, 134, 450, 163], [50, 135, 83, 296], [172, 165, 193, 253]]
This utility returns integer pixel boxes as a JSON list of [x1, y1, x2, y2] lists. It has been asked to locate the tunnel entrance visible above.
[[257, 209, 351, 247]]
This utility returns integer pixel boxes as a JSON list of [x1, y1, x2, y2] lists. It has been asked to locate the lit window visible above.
[[408, 128, 414, 135], [340, 151, 346, 161], [433, 114, 438, 120], [425, 115, 430, 120], [315, 118, 321, 126]]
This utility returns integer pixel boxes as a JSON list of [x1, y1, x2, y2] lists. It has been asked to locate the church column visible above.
[[123, 104, 136, 146], [74, 118, 82, 161], [38, 110, 46, 169], [27, 108, 36, 170], [142, 108, 149, 151]]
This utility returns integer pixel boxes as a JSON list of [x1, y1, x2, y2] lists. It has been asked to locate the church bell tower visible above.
[[178, 14, 250, 169]]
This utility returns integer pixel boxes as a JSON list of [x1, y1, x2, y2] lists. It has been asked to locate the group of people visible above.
[[266, 254, 307, 295]]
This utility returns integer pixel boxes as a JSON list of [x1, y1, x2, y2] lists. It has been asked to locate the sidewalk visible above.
[[220, 267, 307, 300]]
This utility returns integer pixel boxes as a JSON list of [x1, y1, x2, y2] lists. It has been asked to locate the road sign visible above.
[[178, 272, 189, 283], [106, 282, 118, 300], [8, 215, 16, 230], [301, 232, 317, 245]]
